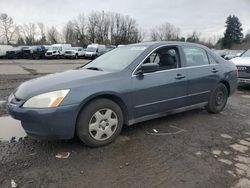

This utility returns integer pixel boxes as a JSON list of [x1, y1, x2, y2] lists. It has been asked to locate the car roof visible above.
[[128, 41, 208, 49]]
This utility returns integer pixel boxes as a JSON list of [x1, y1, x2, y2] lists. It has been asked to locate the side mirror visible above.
[[138, 63, 159, 74]]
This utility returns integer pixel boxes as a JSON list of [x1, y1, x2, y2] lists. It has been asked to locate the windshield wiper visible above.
[[86, 67, 103, 71]]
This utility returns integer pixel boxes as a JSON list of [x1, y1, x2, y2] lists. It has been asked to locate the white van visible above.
[[85, 44, 106, 59], [45, 44, 71, 58], [0, 45, 13, 57]]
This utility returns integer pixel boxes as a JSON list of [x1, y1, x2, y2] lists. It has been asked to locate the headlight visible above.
[[22, 89, 70, 108]]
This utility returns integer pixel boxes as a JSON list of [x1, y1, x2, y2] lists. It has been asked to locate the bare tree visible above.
[[63, 21, 77, 45], [150, 22, 180, 41], [15, 25, 25, 45], [47, 26, 59, 44], [94, 11, 110, 44], [109, 12, 142, 45], [186, 31, 201, 43], [87, 12, 99, 43], [22, 23, 37, 45], [0, 11, 144, 46], [37, 22, 47, 44], [0, 13, 17, 44], [73, 14, 87, 46]]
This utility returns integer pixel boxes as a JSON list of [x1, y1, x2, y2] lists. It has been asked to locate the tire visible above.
[[76, 99, 124, 147], [206, 83, 228, 113], [75, 53, 78, 59]]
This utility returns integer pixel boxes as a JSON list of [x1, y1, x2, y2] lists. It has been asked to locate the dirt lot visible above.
[[1, 60, 250, 188]]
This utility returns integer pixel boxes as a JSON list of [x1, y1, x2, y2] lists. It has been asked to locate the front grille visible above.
[[23, 50, 30, 54], [65, 51, 72, 54], [46, 52, 52, 55], [7, 51, 15, 55]]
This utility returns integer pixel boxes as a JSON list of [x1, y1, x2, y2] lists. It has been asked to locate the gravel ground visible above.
[[1, 60, 250, 188]]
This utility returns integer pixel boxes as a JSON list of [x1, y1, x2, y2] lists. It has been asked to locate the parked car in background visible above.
[[224, 50, 243, 60], [64, 47, 85, 59], [23, 45, 47, 59], [215, 50, 244, 60], [6, 46, 29, 59], [231, 49, 250, 85], [0, 45, 13, 58], [85, 44, 106, 59], [45, 44, 71, 59], [214, 50, 228, 59], [7, 41, 238, 147], [44, 45, 51, 51], [117, 45, 125, 48], [104, 45, 116, 53]]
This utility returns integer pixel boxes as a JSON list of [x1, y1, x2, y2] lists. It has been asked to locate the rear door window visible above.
[[183, 46, 209, 67]]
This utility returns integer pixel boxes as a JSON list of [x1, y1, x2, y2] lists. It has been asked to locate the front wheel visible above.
[[206, 83, 228, 113], [76, 99, 124, 147]]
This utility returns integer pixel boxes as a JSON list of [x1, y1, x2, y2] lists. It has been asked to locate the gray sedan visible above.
[[7, 41, 238, 147]]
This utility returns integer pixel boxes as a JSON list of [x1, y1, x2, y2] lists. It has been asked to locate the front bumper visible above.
[[65, 54, 75, 58], [85, 53, 96, 58], [7, 102, 79, 140]]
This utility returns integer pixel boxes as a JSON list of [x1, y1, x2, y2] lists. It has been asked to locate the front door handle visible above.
[[211, 68, 219, 73], [175, 74, 186, 80]]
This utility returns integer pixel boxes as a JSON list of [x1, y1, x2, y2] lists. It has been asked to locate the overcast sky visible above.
[[1, 0, 250, 40]]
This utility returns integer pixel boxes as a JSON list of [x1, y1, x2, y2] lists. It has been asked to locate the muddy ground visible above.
[[1, 60, 250, 188]]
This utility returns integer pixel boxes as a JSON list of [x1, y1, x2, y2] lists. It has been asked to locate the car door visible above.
[[131, 46, 188, 119], [181, 45, 221, 106]]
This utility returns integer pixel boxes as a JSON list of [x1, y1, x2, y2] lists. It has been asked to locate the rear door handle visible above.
[[175, 74, 186, 80], [211, 68, 219, 73]]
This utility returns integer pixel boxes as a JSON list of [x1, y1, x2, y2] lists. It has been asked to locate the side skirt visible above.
[[128, 102, 208, 126]]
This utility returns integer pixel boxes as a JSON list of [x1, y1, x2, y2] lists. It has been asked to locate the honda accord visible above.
[[7, 41, 238, 147]]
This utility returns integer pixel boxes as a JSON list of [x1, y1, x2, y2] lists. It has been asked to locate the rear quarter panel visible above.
[[220, 61, 238, 95]]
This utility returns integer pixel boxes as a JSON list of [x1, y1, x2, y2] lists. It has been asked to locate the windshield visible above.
[[84, 46, 148, 72], [48, 46, 59, 51], [86, 47, 97, 52], [241, 49, 250, 57]]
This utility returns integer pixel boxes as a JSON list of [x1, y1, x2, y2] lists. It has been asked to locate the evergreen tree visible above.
[[222, 15, 243, 49]]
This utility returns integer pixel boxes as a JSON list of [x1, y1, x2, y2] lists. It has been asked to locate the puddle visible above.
[[0, 116, 27, 141]]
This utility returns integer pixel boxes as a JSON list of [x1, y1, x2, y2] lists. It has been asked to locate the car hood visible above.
[[15, 69, 110, 100], [231, 57, 250, 65]]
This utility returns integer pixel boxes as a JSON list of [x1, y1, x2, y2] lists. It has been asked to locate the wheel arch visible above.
[[219, 80, 230, 96], [76, 93, 129, 126]]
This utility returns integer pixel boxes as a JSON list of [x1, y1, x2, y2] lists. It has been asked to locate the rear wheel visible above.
[[76, 99, 123, 147], [206, 83, 228, 113]]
